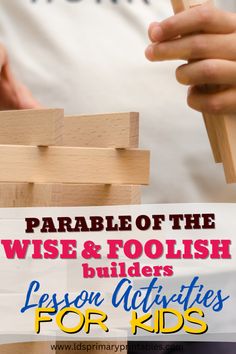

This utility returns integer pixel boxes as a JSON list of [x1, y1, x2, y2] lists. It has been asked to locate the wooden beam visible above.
[[203, 113, 222, 163], [215, 115, 236, 183], [171, 0, 222, 164], [0, 146, 149, 185], [0, 183, 141, 207], [171, 0, 212, 11], [54, 184, 141, 206], [0, 183, 62, 207], [0, 183, 34, 207], [63, 112, 139, 148], [171, 0, 189, 13], [0, 109, 64, 146]]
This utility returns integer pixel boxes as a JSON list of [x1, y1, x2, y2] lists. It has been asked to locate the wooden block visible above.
[[171, 0, 190, 12], [203, 114, 222, 163], [52, 184, 141, 206], [0, 109, 64, 146], [171, 0, 211, 11], [0, 341, 56, 354], [0, 183, 141, 207], [214, 115, 236, 183], [0, 183, 61, 208], [0, 183, 33, 207], [171, 0, 222, 164], [63, 112, 139, 148], [0, 146, 149, 185]]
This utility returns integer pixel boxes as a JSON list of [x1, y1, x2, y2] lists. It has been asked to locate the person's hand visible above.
[[145, 3, 236, 115], [0, 43, 41, 110]]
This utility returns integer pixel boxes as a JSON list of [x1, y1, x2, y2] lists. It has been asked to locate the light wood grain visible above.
[[0, 146, 149, 185], [0, 109, 64, 146], [55, 184, 141, 206], [214, 115, 236, 183], [0, 183, 141, 207], [171, 0, 189, 12], [203, 114, 222, 163], [171, 0, 211, 11], [0, 183, 59, 207], [0, 342, 55, 354], [63, 112, 139, 148], [171, 0, 222, 164]]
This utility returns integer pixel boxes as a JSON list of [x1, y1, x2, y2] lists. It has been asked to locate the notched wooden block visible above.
[[63, 112, 139, 148], [0, 109, 64, 146]]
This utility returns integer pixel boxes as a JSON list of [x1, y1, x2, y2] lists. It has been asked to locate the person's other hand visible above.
[[0, 43, 41, 110], [145, 3, 236, 115]]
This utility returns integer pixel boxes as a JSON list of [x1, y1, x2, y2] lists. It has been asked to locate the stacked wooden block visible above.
[[0, 109, 149, 207], [0, 108, 149, 353]]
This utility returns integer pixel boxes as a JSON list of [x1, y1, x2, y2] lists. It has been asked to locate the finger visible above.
[[4, 62, 42, 109], [176, 59, 236, 86], [187, 85, 236, 114], [148, 22, 162, 43], [145, 33, 236, 61], [0, 68, 42, 110], [0, 44, 8, 71], [149, 4, 236, 43], [16, 82, 42, 109]]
